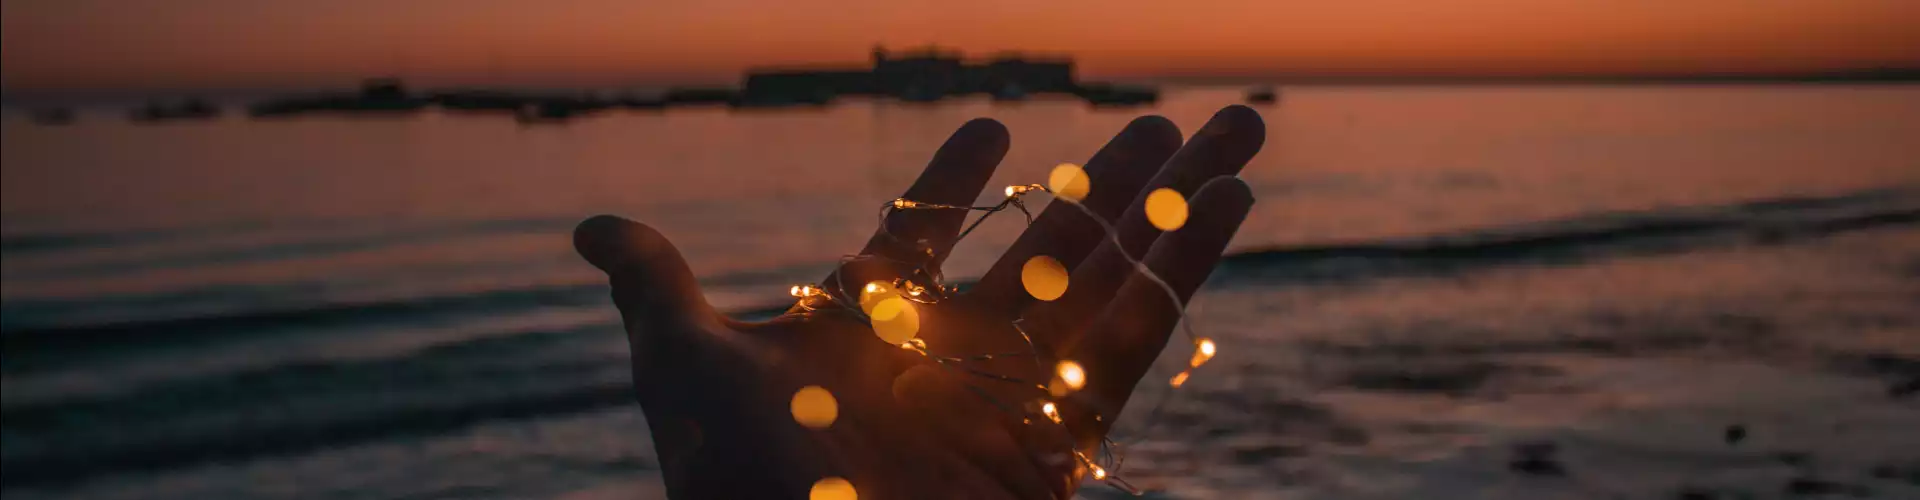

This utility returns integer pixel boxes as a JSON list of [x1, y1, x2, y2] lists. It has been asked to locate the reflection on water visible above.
[[3, 86, 1919, 499]]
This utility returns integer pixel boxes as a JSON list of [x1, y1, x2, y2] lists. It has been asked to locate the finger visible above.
[[574, 215, 721, 367], [862, 118, 1009, 265], [969, 115, 1182, 313], [1028, 105, 1264, 352], [1058, 177, 1254, 436]]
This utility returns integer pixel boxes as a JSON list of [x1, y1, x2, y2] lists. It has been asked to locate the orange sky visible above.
[[3, 0, 1917, 90]]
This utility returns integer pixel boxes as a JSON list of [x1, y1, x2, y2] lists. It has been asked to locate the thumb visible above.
[[574, 214, 720, 340]]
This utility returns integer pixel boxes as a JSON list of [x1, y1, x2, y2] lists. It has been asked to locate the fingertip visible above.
[[574, 214, 660, 274], [954, 117, 1011, 150], [1120, 115, 1184, 152], [1193, 176, 1255, 208], [1199, 105, 1266, 139]]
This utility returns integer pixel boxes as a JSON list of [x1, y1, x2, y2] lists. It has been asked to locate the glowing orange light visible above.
[[810, 477, 857, 500], [1056, 360, 1086, 391], [790, 386, 838, 429], [1190, 337, 1216, 367], [1041, 401, 1062, 423], [1048, 163, 1091, 202], [1021, 255, 1069, 301], [1144, 188, 1188, 231], [869, 296, 920, 344], [1169, 371, 1190, 388]]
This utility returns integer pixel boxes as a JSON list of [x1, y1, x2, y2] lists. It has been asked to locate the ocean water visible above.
[[3, 86, 1918, 499]]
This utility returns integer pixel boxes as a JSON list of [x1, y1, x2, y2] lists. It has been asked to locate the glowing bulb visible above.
[[1048, 163, 1091, 202], [1041, 401, 1062, 423], [863, 282, 883, 294], [1169, 371, 1190, 388], [1144, 187, 1189, 231], [1020, 255, 1069, 301], [791, 284, 824, 298], [1190, 337, 1216, 368], [1055, 360, 1086, 391], [892, 199, 917, 209], [869, 296, 920, 344], [809, 477, 857, 500], [1090, 464, 1108, 480], [790, 285, 802, 296], [790, 386, 838, 429]]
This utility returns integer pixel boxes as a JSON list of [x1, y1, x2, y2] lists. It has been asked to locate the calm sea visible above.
[[3, 86, 1918, 499]]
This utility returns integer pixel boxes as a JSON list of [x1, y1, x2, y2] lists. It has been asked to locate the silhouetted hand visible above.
[[573, 106, 1264, 500]]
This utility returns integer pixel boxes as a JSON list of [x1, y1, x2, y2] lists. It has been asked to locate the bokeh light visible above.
[[810, 477, 857, 500], [869, 296, 920, 344], [790, 385, 839, 429], [1056, 360, 1086, 391], [1048, 163, 1091, 202], [1021, 255, 1070, 301], [1144, 187, 1188, 231]]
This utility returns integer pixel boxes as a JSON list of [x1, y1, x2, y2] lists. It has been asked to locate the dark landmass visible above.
[[20, 61, 1909, 127], [129, 98, 218, 123], [28, 107, 75, 125], [233, 46, 1161, 123], [248, 78, 427, 117]]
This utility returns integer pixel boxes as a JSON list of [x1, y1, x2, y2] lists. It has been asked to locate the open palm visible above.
[[573, 106, 1264, 500]]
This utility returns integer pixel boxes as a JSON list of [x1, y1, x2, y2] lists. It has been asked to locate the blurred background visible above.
[[3, 1, 1918, 499]]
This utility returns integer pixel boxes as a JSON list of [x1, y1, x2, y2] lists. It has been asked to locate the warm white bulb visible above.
[[1056, 360, 1086, 390]]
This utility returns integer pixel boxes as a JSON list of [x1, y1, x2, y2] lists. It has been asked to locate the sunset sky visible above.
[[3, 0, 1917, 91]]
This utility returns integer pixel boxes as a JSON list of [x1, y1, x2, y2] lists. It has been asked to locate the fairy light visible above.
[[1020, 255, 1070, 301], [810, 477, 857, 500], [1048, 163, 1091, 202], [1056, 360, 1087, 391], [781, 166, 1224, 495], [790, 385, 839, 429], [1144, 187, 1189, 231], [1191, 337, 1216, 367]]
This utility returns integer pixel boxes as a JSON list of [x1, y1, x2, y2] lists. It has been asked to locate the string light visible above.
[[783, 164, 1222, 496], [810, 477, 858, 500], [1191, 337, 1216, 367], [1020, 255, 1070, 301], [1056, 360, 1087, 391], [1041, 401, 1063, 424], [1048, 163, 1091, 202], [791, 385, 839, 429], [1144, 187, 1189, 231]]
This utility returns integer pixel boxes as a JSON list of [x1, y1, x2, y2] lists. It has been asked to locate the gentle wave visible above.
[[1215, 187, 1918, 285]]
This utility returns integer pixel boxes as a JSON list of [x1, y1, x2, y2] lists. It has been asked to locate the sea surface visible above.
[[3, 86, 1918, 499]]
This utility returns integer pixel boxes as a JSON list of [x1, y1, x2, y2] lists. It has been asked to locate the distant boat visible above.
[[130, 98, 220, 122], [1076, 84, 1159, 107], [1247, 87, 1278, 104], [29, 108, 76, 125]]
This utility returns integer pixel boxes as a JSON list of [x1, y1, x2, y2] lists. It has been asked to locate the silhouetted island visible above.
[[29, 108, 76, 125], [249, 78, 427, 117], [738, 46, 1082, 106], [237, 46, 1161, 121], [130, 98, 219, 123]]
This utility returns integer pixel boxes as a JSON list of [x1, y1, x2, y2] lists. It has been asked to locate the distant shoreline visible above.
[[4, 76, 1916, 108]]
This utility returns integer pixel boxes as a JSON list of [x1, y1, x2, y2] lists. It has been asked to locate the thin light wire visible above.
[[783, 181, 1209, 495]]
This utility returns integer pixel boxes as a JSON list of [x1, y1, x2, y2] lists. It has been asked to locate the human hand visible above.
[[573, 105, 1264, 499]]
